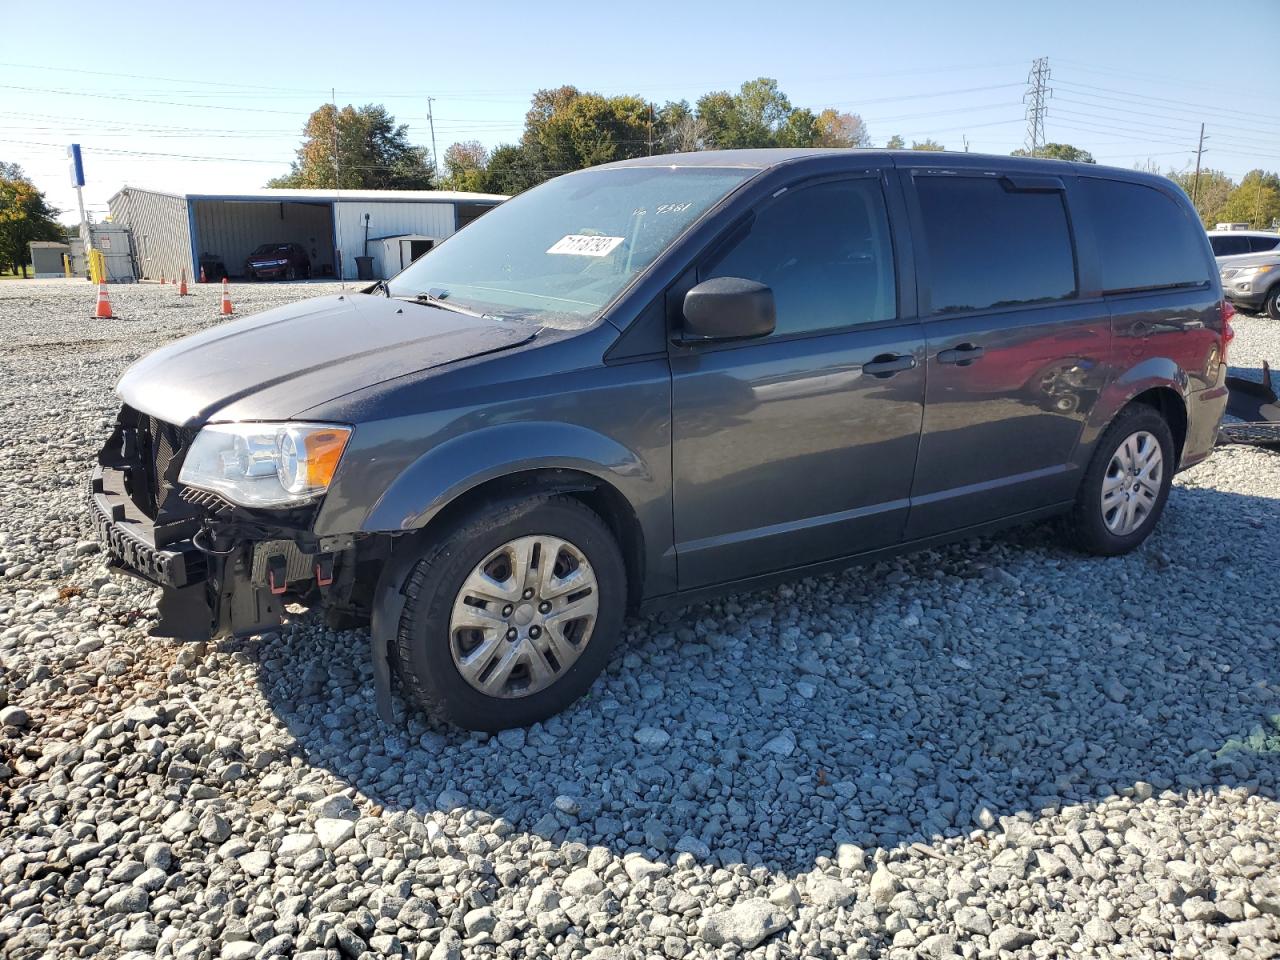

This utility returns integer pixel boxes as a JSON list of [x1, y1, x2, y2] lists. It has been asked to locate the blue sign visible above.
[[68, 144, 85, 187]]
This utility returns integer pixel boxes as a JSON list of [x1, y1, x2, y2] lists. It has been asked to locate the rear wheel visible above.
[[1063, 405, 1174, 555], [393, 496, 626, 731]]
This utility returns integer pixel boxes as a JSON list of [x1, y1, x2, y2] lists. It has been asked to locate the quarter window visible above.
[[1250, 235, 1280, 253], [701, 179, 896, 336], [1078, 178, 1210, 292], [915, 175, 1077, 314]]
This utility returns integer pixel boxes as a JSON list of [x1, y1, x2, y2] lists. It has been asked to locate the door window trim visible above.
[[668, 171, 913, 353]]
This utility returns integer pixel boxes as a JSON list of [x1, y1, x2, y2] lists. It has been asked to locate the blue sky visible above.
[[3, 0, 1277, 221]]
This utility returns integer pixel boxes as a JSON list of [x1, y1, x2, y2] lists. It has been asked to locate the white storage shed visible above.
[[107, 186, 506, 282]]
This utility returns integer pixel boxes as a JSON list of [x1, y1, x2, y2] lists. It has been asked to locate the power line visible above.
[[1054, 77, 1280, 126], [1053, 91, 1280, 139]]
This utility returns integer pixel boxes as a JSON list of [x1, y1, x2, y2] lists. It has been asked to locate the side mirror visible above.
[[681, 277, 776, 341]]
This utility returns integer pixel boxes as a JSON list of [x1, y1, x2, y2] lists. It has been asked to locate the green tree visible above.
[[440, 140, 489, 192], [911, 139, 945, 151], [697, 78, 815, 149], [535, 92, 653, 171], [0, 165, 63, 277], [1011, 142, 1095, 163], [885, 134, 905, 149], [477, 144, 547, 195], [1166, 167, 1236, 228], [814, 109, 871, 148], [1220, 170, 1280, 228], [269, 103, 433, 190]]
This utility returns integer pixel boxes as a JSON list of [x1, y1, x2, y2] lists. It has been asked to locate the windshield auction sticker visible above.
[[547, 234, 625, 257]]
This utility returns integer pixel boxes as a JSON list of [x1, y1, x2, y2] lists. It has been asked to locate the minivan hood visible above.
[[117, 293, 535, 426]]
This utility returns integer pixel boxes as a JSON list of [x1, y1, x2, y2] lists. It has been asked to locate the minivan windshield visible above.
[[384, 166, 755, 328]]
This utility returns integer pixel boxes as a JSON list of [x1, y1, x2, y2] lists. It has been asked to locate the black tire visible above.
[[1265, 286, 1280, 322], [393, 496, 626, 731], [1064, 405, 1175, 556], [286, 265, 298, 281]]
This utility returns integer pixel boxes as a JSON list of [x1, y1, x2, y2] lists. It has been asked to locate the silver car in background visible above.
[[1220, 251, 1280, 319]]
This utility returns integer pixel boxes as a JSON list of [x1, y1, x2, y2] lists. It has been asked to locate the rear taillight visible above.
[[1220, 300, 1235, 363]]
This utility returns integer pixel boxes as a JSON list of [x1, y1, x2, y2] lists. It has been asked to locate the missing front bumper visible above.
[[89, 464, 297, 640]]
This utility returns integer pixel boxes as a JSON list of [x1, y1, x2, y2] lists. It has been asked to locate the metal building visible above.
[[107, 186, 506, 282]]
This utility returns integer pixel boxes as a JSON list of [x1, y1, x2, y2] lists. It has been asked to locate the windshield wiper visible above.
[[398, 288, 505, 321]]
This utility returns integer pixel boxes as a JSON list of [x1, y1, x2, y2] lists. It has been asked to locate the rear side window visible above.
[[1211, 235, 1250, 256], [1250, 235, 1280, 253], [914, 176, 1076, 314], [1078, 178, 1210, 292], [702, 178, 896, 336]]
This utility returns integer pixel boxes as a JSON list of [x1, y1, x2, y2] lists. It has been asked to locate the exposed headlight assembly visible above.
[[178, 422, 352, 508], [1236, 264, 1276, 280]]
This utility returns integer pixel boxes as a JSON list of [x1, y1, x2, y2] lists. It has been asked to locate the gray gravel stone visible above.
[[699, 898, 791, 948]]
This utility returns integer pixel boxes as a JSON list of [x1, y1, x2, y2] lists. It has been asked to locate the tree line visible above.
[[1166, 168, 1280, 230], [266, 79, 1279, 232]]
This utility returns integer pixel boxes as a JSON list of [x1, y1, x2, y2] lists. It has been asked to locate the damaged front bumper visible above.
[[89, 409, 355, 642]]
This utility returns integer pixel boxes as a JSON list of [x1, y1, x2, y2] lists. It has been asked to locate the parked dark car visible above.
[[244, 242, 310, 281], [92, 149, 1231, 731]]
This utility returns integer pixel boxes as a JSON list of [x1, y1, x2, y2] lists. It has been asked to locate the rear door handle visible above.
[[861, 353, 916, 378], [937, 343, 985, 365]]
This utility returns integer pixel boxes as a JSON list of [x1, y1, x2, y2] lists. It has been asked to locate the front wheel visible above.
[[1264, 286, 1280, 322], [1063, 405, 1175, 556], [393, 496, 626, 731]]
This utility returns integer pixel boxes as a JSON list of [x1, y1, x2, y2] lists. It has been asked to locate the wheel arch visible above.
[[354, 421, 659, 608], [1079, 361, 1191, 468], [407, 467, 648, 610]]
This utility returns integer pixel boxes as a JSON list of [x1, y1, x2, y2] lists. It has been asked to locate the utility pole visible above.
[[648, 102, 654, 156], [1191, 123, 1206, 206], [1022, 57, 1051, 157], [333, 87, 345, 289], [426, 97, 439, 178]]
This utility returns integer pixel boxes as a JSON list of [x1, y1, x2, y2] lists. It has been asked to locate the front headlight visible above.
[[178, 422, 352, 508], [1237, 264, 1276, 280]]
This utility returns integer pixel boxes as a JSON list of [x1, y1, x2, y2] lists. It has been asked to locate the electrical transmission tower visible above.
[[1023, 57, 1052, 157]]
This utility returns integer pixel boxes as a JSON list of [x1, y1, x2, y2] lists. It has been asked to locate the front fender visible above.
[[358, 421, 653, 533]]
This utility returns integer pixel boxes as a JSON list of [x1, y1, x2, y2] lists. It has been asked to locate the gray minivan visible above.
[[92, 149, 1231, 730]]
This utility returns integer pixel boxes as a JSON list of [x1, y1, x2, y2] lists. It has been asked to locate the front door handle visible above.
[[937, 343, 985, 365], [861, 353, 916, 378]]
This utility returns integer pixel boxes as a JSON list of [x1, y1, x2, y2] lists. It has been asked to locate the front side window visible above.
[[701, 178, 897, 337], [915, 175, 1077, 314], [1078, 178, 1210, 292], [386, 166, 755, 329]]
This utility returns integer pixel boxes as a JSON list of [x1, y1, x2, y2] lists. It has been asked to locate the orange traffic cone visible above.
[[199, 265, 208, 283], [93, 281, 113, 319], [178, 269, 189, 296], [220, 278, 234, 316]]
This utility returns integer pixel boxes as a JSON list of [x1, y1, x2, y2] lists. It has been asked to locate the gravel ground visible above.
[[1, 279, 1278, 960]]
